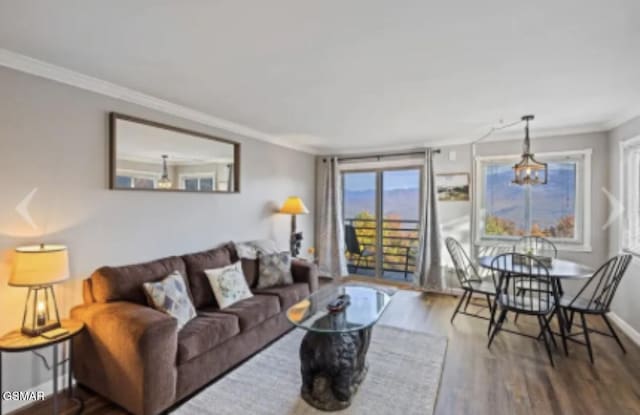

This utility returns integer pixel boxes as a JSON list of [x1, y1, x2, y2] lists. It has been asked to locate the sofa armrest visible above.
[[291, 259, 319, 293], [71, 301, 178, 415]]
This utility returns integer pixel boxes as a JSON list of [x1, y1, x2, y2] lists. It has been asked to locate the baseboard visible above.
[[2, 375, 72, 413], [448, 287, 487, 299], [607, 312, 640, 347], [449, 287, 464, 297]]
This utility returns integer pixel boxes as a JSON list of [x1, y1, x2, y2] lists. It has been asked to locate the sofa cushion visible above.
[[177, 313, 240, 364], [91, 256, 187, 304], [240, 258, 259, 288], [182, 244, 235, 309], [253, 283, 310, 310], [216, 295, 280, 331]]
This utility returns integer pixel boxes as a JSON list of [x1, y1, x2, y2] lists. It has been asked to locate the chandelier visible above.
[[512, 115, 547, 185], [157, 154, 172, 189]]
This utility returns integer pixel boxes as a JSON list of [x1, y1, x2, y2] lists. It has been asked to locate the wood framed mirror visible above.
[[109, 113, 240, 193]]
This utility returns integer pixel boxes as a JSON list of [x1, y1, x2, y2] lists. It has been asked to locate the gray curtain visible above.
[[316, 157, 348, 277], [415, 149, 444, 290]]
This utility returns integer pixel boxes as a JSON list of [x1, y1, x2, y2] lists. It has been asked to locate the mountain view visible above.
[[343, 188, 420, 220], [343, 169, 421, 220], [343, 170, 421, 274], [483, 162, 577, 238], [343, 163, 577, 239]]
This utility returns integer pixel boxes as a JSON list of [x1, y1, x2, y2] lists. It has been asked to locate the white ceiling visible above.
[[1, 0, 639, 153]]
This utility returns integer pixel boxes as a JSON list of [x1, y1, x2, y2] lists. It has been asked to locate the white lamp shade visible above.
[[10, 245, 70, 287]]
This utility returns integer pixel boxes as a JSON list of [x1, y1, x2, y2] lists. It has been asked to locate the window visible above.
[[180, 173, 216, 191], [116, 174, 156, 189], [622, 137, 640, 255], [475, 150, 591, 250]]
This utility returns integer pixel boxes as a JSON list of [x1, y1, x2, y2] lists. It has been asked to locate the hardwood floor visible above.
[[13, 291, 640, 415]]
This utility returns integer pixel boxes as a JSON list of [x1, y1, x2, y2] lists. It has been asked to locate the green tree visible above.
[[485, 215, 523, 236], [347, 211, 418, 273]]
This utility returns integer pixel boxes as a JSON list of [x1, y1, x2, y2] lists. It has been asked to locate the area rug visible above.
[[174, 325, 447, 415]]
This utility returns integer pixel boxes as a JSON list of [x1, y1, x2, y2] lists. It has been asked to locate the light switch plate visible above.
[[448, 151, 457, 161]]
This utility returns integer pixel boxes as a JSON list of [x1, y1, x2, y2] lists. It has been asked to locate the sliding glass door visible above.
[[343, 167, 422, 282]]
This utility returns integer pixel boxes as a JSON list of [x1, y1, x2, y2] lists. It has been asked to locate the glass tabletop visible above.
[[286, 284, 392, 333], [478, 255, 593, 279]]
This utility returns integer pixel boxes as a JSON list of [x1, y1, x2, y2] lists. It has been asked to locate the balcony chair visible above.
[[344, 224, 375, 274]]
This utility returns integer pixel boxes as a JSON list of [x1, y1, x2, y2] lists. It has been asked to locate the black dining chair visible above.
[[513, 235, 558, 258], [559, 254, 632, 364], [513, 236, 558, 322], [344, 224, 375, 274], [488, 252, 558, 366], [445, 237, 497, 330]]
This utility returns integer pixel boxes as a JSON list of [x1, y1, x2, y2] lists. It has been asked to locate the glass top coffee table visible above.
[[287, 284, 392, 411]]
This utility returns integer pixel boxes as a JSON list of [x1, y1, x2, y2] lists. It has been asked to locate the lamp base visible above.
[[289, 214, 304, 257], [20, 285, 62, 338], [290, 231, 303, 257], [21, 322, 61, 337]]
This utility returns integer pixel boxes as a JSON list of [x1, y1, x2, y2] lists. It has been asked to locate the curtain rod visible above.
[[324, 149, 441, 163]]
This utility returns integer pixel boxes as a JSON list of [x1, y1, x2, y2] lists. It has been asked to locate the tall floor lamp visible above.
[[280, 196, 309, 257]]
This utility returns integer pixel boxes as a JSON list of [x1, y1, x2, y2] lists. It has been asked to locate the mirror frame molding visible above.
[[109, 112, 241, 193]]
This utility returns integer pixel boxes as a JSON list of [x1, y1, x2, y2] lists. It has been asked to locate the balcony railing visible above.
[[344, 217, 420, 280]]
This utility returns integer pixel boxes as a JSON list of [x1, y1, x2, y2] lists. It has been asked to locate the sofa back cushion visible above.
[[240, 258, 259, 288], [182, 243, 236, 308], [82, 279, 95, 304], [217, 242, 259, 287], [90, 255, 188, 304]]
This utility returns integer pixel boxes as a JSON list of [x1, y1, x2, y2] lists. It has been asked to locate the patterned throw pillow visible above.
[[257, 252, 294, 289], [235, 240, 280, 260], [205, 261, 253, 309], [143, 271, 196, 331]]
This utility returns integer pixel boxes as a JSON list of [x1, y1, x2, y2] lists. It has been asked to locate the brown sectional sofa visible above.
[[71, 242, 319, 415]]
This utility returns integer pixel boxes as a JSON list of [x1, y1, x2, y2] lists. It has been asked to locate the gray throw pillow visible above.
[[257, 252, 294, 289], [235, 239, 280, 260], [143, 270, 196, 331]]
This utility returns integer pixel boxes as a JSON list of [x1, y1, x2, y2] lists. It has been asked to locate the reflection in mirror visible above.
[[110, 113, 240, 193]]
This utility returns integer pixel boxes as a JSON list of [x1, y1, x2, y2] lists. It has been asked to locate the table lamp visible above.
[[280, 196, 309, 257], [10, 244, 69, 336]]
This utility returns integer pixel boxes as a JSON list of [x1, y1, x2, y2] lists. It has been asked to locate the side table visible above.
[[0, 319, 84, 415]]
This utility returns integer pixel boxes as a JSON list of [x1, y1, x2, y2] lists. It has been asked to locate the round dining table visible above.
[[478, 255, 594, 354], [478, 256, 594, 280]]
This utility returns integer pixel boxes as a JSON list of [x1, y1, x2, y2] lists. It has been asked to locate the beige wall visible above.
[[607, 115, 640, 332], [433, 144, 473, 287], [0, 67, 315, 394]]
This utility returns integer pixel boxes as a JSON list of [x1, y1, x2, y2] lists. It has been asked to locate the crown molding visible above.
[[3, 48, 636, 157], [468, 122, 609, 144], [0, 48, 319, 155], [319, 122, 609, 155], [603, 106, 640, 131]]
